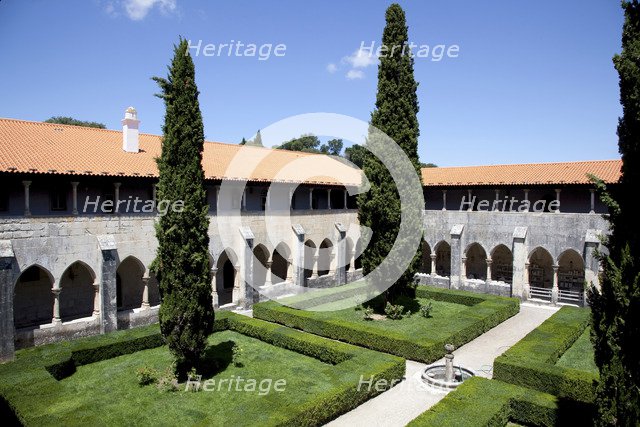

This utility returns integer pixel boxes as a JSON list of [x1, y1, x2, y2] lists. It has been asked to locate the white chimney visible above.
[[121, 106, 140, 153]]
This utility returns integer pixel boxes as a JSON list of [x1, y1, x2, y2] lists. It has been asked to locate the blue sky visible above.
[[0, 0, 624, 166]]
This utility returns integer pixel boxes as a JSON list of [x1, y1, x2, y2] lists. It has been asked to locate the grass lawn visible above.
[[0, 312, 404, 426], [555, 327, 598, 374], [254, 286, 519, 363]]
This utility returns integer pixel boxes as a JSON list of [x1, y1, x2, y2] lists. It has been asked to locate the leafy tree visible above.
[[152, 38, 214, 377], [45, 116, 106, 129], [277, 134, 322, 153], [357, 3, 423, 301], [589, 1, 640, 425], [345, 144, 368, 168]]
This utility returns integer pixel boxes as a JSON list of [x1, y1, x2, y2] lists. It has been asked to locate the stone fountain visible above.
[[421, 344, 475, 391]]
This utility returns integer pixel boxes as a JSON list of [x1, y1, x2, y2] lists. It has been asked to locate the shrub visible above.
[[136, 366, 158, 386], [420, 301, 433, 318], [363, 307, 375, 321], [385, 302, 404, 319], [493, 306, 598, 404], [232, 344, 244, 367]]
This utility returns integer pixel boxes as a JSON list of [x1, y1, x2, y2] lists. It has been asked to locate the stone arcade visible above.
[[0, 109, 620, 361]]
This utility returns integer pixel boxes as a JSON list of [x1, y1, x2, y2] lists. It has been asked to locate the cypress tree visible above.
[[357, 3, 423, 301], [152, 38, 214, 376], [589, 1, 640, 424]]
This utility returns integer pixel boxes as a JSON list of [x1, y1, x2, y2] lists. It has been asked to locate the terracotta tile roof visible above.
[[421, 160, 621, 187], [0, 118, 361, 186]]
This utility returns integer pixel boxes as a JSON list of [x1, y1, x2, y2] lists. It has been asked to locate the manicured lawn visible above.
[[254, 286, 520, 363], [555, 327, 598, 374], [0, 312, 404, 426]]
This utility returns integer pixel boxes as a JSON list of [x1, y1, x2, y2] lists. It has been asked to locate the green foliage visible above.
[[363, 306, 375, 320], [408, 377, 594, 427], [420, 301, 433, 318], [136, 366, 158, 386], [357, 4, 424, 301], [493, 307, 598, 404], [345, 143, 367, 168], [44, 116, 106, 129], [587, 2, 640, 424], [384, 302, 405, 319], [254, 286, 519, 363], [152, 38, 214, 375], [0, 312, 404, 425]]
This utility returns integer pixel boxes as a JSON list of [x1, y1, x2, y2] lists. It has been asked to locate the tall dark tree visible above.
[[152, 38, 213, 376], [45, 116, 106, 129], [589, 1, 640, 424], [357, 3, 423, 301]]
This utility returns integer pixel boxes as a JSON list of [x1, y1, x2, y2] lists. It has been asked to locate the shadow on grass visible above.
[[196, 340, 235, 379]]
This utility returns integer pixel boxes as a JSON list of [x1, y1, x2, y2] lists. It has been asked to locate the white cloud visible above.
[[122, 0, 177, 20], [326, 63, 338, 74], [346, 69, 365, 80], [342, 48, 378, 69]]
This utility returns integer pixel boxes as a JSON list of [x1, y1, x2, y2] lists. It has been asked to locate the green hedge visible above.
[[408, 377, 594, 427], [493, 306, 598, 404], [253, 286, 519, 363], [1, 312, 404, 427]]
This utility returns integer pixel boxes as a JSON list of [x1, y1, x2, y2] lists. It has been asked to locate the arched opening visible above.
[[304, 240, 316, 284], [318, 239, 333, 276], [13, 265, 54, 329], [421, 241, 432, 274], [529, 247, 554, 288], [116, 256, 145, 311], [345, 237, 354, 272], [435, 241, 451, 276], [491, 244, 513, 283], [271, 243, 290, 284], [216, 249, 236, 306], [354, 239, 363, 270], [253, 244, 270, 288], [465, 243, 487, 280], [558, 249, 585, 291], [59, 261, 96, 321]]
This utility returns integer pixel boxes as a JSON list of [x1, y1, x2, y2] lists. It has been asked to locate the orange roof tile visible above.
[[421, 160, 621, 186], [0, 118, 361, 186]]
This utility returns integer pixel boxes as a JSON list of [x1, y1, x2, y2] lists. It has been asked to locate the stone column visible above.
[[141, 275, 150, 310], [71, 181, 79, 215], [264, 261, 273, 287], [98, 235, 118, 333], [523, 263, 530, 301], [327, 189, 332, 210], [52, 286, 61, 325], [343, 189, 348, 210], [552, 264, 559, 304], [0, 241, 18, 361], [555, 189, 561, 213], [442, 190, 447, 211], [22, 180, 31, 217], [211, 267, 219, 308], [309, 188, 314, 210], [114, 182, 121, 211], [286, 258, 293, 282], [589, 189, 595, 214], [92, 280, 101, 316], [430, 253, 437, 276], [486, 257, 493, 282], [523, 189, 530, 212]]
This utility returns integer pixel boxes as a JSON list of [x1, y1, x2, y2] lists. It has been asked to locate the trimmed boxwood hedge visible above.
[[493, 306, 598, 404], [408, 377, 594, 427], [253, 286, 519, 363], [0, 312, 404, 427]]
